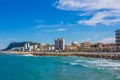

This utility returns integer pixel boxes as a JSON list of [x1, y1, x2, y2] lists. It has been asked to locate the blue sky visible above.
[[0, 0, 120, 49]]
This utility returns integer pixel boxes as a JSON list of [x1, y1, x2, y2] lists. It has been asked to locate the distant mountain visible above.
[[4, 41, 41, 51]]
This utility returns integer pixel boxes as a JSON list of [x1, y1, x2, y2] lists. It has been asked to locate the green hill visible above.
[[4, 41, 41, 51]]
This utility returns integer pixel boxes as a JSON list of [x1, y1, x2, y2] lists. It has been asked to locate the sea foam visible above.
[[71, 58, 120, 71], [23, 54, 33, 57]]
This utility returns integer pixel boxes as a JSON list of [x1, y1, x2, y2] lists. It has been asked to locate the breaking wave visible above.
[[70, 58, 120, 71], [23, 54, 34, 57]]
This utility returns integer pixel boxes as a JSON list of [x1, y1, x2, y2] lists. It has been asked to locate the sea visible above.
[[0, 52, 120, 80]]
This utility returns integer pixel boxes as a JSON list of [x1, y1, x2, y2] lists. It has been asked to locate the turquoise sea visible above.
[[0, 52, 120, 80]]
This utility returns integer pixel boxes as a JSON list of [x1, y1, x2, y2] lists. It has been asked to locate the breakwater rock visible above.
[[2, 51, 120, 60], [32, 52, 120, 60]]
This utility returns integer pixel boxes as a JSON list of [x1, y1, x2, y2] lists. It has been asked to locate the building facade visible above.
[[45, 46, 55, 52], [24, 42, 30, 51], [91, 43, 115, 52], [80, 42, 92, 51], [115, 29, 120, 51], [91, 43, 104, 52], [55, 38, 65, 51], [103, 43, 116, 52]]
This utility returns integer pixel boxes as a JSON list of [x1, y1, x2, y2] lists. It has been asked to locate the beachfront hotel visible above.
[[115, 29, 120, 51], [55, 38, 65, 51]]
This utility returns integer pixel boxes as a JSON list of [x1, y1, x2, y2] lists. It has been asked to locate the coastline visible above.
[[1, 51, 120, 60], [0, 51, 30, 55]]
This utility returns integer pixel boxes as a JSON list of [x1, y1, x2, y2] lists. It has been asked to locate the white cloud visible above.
[[78, 11, 120, 26], [54, 0, 120, 26], [44, 28, 67, 32], [55, 0, 120, 12], [35, 24, 74, 29], [97, 37, 115, 44]]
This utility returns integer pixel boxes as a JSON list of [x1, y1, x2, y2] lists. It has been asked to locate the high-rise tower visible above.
[[115, 29, 120, 51], [55, 38, 65, 51]]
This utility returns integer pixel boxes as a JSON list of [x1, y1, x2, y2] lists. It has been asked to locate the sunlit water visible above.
[[0, 53, 120, 80]]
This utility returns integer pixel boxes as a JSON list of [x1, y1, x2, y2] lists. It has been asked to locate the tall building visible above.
[[115, 29, 120, 51], [24, 42, 30, 51], [55, 38, 65, 51]]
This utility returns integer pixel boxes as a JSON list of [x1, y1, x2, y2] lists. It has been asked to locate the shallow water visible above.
[[0, 53, 120, 80]]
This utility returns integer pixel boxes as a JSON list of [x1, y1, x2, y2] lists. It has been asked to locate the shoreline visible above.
[[1, 51, 120, 60]]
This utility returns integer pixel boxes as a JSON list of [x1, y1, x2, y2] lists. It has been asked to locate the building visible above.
[[45, 45, 55, 52], [38, 44, 46, 52], [24, 42, 30, 51], [115, 29, 120, 51], [65, 45, 80, 52], [29, 44, 38, 51], [80, 42, 92, 51], [29, 45, 34, 51], [33, 45, 38, 51], [91, 43, 116, 52], [103, 43, 116, 52], [69, 41, 80, 51], [11, 47, 24, 51], [71, 41, 79, 46], [91, 43, 104, 52], [55, 38, 65, 51]]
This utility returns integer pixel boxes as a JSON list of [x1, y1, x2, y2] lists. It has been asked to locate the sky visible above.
[[0, 0, 120, 49]]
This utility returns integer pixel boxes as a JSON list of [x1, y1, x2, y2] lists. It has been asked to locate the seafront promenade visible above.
[[1, 51, 120, 60]]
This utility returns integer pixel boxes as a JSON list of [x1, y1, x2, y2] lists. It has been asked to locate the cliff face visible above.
[[4, 42, 40, 51]]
